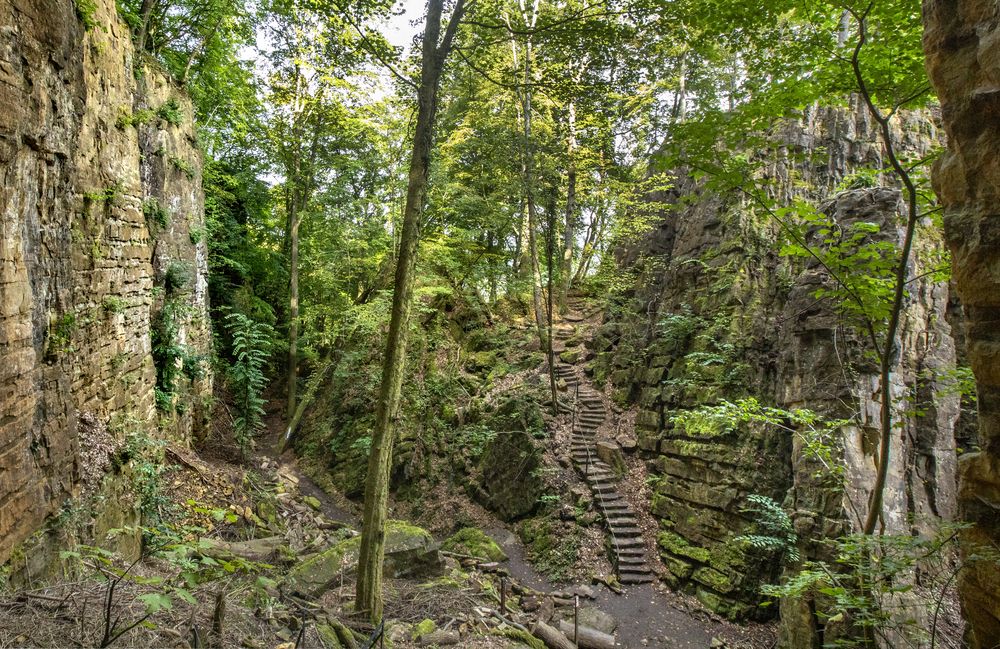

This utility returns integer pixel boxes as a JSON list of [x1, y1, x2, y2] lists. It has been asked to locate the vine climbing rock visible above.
[[551, 319, 654, 585]]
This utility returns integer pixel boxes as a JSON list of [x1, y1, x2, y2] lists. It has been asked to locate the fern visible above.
[[226, 312, 273, 458], [736, 494, 799, 563]]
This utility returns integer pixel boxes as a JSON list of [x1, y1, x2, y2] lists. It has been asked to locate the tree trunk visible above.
[[559, 100, 577, 312], [573, 201, 603, 284], [354, 0, 467, 624], [557, 620, 615, 649], [531, 621, 575, 649], [135, 0, 157, 53], [287, 192, 299, 421]]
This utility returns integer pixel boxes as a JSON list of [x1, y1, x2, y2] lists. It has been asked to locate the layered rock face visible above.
[[0, 0, 210, 566], [924, 2, 1000, 645], [593, 101, 962, 627]]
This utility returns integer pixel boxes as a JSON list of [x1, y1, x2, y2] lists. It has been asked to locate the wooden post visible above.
[[573, 595, 579, 646], [500, 574, 508, 614]]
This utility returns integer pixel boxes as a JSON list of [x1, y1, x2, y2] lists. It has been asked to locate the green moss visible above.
[[441, 527, 507, 562], [73, 0, 98, 30], [519, 517, 580, 582], [692, 566, 734, 593], [491, 627, 546, 649], [143, 197, 170, 231], [411, 619, 436, 640], [657, 530, 710, 563]]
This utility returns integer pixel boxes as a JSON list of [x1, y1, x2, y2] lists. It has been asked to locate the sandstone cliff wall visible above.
[[924, 2, 1000, 645], [592, 101, 963, 633], [0, 0, 210, 567]]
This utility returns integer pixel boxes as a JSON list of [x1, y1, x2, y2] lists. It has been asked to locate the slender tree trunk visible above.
[[559, 100, 577, 311], [573, 201, 603, 284], [135, 0, 157, 53], [287, 192, 300, 420], [355, 0, 467, 623], [545, 190, 558, 414], [517, 2, 546, 351]]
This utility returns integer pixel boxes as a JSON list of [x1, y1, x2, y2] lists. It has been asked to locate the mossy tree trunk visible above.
[[354, 0, 468, 623]]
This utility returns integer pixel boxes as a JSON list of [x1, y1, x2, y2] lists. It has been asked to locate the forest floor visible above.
[[0, 298, 776, 648]]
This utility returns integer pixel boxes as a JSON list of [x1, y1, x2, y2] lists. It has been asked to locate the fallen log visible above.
[[531, 620, 575, 649], [557, 620, 615, 649]]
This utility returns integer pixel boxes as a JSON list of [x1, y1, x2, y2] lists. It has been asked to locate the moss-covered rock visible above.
[[285, 520, 441, 597], [657, 529, 710, 563], [441, 527, 507, 562], [474, 431, 543, 521], [518, 517, 580, 582], [411, 619, 436, 641]]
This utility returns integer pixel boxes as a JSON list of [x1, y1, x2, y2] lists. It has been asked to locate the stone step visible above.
[[617, 548, 646, 559], [619, 572, 654, 585], [589, 483, 618, 495], [608, 525, 643, 538], [609, 536, 645, 549], [605, 514, 638, 526], [617, 555, 648, 566]]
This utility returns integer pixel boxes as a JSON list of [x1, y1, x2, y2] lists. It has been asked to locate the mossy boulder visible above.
[[285, 520, 441, 598], [657, 529, 710, 563], [441, 527, 507, 562], [474, 431, 544, 521], [559, 348, 583, 364], [411, 619, 436, 641]]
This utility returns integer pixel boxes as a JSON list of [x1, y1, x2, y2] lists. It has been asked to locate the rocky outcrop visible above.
[[0, 0, 210, 568], [592, 101, 962, 627], [924, 2, 1000, 645]]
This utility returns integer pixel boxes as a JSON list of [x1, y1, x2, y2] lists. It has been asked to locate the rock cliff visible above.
[[592, 100, 963, 634], [924, 1, 1000, 645], [0, 0, 210, 570]]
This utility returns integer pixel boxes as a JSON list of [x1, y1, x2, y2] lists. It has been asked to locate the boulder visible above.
[[594, 441, 626, 477], [284, 520, 441, 598], [441, 527, 507, 562], [474, 431, 544, 521]]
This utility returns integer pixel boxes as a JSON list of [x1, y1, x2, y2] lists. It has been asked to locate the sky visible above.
[[383, 0, 424, 50]]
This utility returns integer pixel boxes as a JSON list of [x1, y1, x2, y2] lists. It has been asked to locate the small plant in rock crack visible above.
[[156, 98, 184, 126], [169, 156, 196, 179]]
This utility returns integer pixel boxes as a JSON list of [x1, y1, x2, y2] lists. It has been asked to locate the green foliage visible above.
[[84, 181, 124, 205], [143, 198, 170, 231], [779, 199, 898, 329], [73, 0, 99, 31], [169, 156, 196, 179], [735, 494, 799, 563], [116, 107, 154, 129], [120, 430, 172, 522], [151, 298, 203, 414], [46, 312, 77, 359], [674, 398, 847, 481], [102, 295, 128, 315], [762, 525, 969, 647], [164, 261, 192, 295], [156, 99, 184, 126], [225, 312, 273, 458]]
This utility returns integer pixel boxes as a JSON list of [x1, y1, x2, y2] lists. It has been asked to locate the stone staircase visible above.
[[551, 319, 654, 585]]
